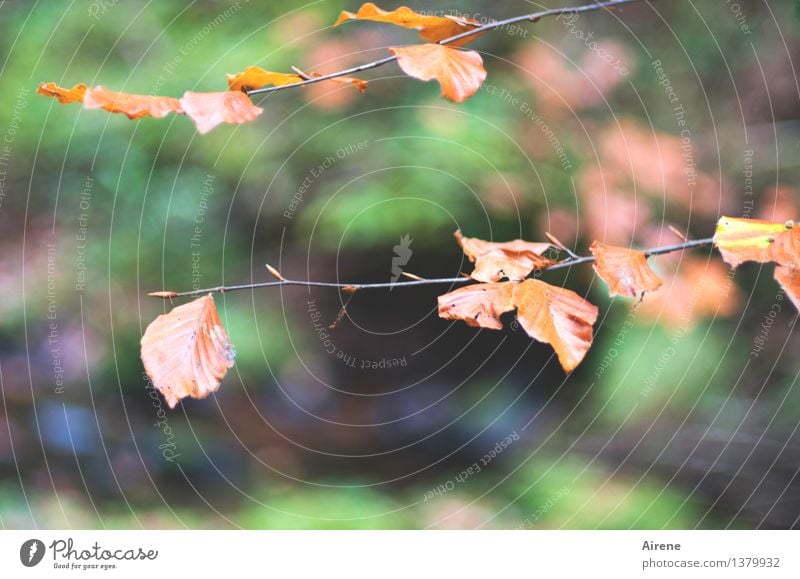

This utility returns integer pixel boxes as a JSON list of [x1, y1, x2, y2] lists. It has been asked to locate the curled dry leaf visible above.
[[713, 216, 794, 268], [390, 44, 486, 103], [37, 82, 87, 104], [227, 66, 303, 92], [438, 279, 598, 372], [335, 3, 482, 47], [83, 86, 184, 119], [455, 230, 553, 282], [590, 241, 663, 298], [141, 294, 235, 409], [774, 266, 800, 312], [179, 91, 263, 134], [513, 280, 598, 372], [437, 283, 514, 330]]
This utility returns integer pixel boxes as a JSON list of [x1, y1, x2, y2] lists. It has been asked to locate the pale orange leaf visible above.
[[438, 279, 598, 372], [590, 241, 663, 298], [83, 86, 183, 119], [437, 282, 514, 330], [179, 91, 263, 134], [512, 280, 598, 372], [335, 3, 482, 47], [141, 295, 235, 409], [390, 44, 486, 103], [455, 230, 553, 282]]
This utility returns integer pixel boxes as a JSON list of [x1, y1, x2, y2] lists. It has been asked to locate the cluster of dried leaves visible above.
[[139, 216, 799, 409], [37, 3, 491, 133]]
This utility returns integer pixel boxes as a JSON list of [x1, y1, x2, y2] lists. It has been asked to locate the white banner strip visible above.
[[1, 530, 798, 577]]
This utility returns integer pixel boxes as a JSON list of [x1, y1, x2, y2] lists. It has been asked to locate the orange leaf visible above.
[[83, 86, 183, 119], [512, 280, 598, 372], [226, 66, 303, 92], [335, 3, 482, 47], [590, 241, 663, 298], [141, 295, 235, 409], [774, 265, 800, 312], [179, 91, 263, 134], [390, 44, 486, 103], [713, 216, 793, 268], [37, 82, 87, 104], [455, 230, 553, 282], [438, 279, 598, 372], [437, 282, 514, 329]]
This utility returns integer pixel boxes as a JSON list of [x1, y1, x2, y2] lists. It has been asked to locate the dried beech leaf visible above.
[[390, 44, 486, 103], [774, 266, 800, 312], [437, 283, 515, 330], [179, 91, 263, 134], [455, 230, 553, 282], [590, 241, 663, 298], [437, 279, 598, 372], [37, 82, 87, 104], [84, 86, 183, 119], [226, 66, 303, 92], [141, 294, 235, 409], [713, 216, 793, 268], [335, 3, 482, 47], [512, 280, 598, 372]]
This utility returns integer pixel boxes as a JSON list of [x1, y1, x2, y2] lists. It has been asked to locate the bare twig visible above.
[[151, 237, 715, 299], [545, 232, 580, 259], [246, 0, 646, 98]]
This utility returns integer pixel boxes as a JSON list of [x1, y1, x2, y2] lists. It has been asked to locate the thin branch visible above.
[[246, 0, 645, 98], [151, 237, 715, 299]]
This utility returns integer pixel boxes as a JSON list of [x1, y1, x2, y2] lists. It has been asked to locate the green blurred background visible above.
[[1, 0, 799, 529]]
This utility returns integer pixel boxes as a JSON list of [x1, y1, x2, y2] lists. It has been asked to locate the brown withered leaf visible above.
[[455, 230, 553, 282], [226, 66, 303, 92], [713, 216, 794, 268], [84, 86, 184, 119], [141, 294, 235, 409], [774, 266, 800, 312], [335, 3, 482, 47], [437, 283, 514, 330], [438, 279, 598, 372], [37, 82, 87, 104], [179, 91, 263, 134], [512, 280, 598, 372], [390, 44, 486, 103], [590, 241, 663, 298]]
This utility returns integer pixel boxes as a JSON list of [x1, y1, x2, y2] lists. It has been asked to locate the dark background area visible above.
[[0, 0, 799, 528]]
